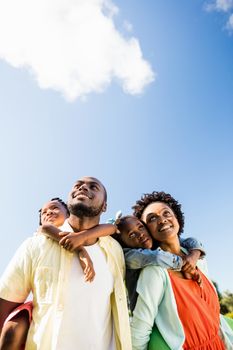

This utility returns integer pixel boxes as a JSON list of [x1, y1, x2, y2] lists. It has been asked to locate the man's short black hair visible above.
[[132, 191, 184, 235], [39, 197, 69, 225], [90, 177, 107, 202]]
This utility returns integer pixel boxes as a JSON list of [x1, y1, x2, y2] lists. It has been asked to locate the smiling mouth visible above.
[[140, 237, 149, 244], [46, 216, 56, 221], [159, 225, 172, 232], [75, 192, 90, 199]]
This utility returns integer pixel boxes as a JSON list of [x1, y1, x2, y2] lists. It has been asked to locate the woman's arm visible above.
[[131, 266, 165, 350]]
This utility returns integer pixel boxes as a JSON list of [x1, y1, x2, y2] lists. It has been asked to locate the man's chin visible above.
[[68, 203, 102, 218]]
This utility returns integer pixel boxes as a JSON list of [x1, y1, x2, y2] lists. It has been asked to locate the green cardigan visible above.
[[131, 258, 233, 350]]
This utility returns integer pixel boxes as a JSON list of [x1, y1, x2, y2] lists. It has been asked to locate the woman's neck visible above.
[[159, 236, 182, 256]]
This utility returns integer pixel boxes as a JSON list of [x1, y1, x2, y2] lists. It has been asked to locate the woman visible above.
[[131, 191, 233, 350]]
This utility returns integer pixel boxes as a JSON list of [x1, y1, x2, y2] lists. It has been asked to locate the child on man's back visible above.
[[0, 198, 70, 350], [0, 198, 116, 350]]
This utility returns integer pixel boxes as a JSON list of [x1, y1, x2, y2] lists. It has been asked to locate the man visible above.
[[0, 177, 131, 350]]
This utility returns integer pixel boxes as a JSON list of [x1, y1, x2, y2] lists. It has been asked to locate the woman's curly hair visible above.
[[132, 191, 184, 235]]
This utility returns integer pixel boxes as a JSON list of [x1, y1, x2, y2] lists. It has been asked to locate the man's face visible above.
[[40, 201, 68, 227], [67, 176, 107, 218]]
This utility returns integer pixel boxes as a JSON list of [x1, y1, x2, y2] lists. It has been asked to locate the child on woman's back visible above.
[[60, 211, 206, 313], [112, 215, 205, 312]]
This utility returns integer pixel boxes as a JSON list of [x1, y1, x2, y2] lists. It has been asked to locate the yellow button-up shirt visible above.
[[0, 223, 132, 350]]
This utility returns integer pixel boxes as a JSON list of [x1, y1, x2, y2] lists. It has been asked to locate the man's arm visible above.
[[0, 238, 32, 329], [0, 298, 21, 336]]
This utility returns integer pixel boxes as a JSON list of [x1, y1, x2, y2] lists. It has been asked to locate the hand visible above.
[[183, 269, 202, 286], [182, 250, 201, 273], [192, 269, 202, 286], [38, 224, 63, 242], [36, 225, 50, 236], [59, 232, 85, 251], [78, 248, 95, 282]]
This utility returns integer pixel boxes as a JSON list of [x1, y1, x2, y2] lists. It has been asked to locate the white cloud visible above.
[[123, 20, 133, 33], [0, 0, 154, 101], [227, 13, 233, 28], [205, 0, 233, 32], [206, 0, 233, 12]]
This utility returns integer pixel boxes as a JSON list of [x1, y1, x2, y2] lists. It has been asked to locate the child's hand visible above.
[[191, 269, 202, 286], [77, 247, 95, 282], [182, 250, 201, 273], [59, 232, 85, 251], [37, 225, 50, 235], [38, 224, 63, 242], [183, 269, 202, 286]]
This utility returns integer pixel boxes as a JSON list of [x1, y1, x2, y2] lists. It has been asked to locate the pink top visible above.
[[4, 301, 33, 324]]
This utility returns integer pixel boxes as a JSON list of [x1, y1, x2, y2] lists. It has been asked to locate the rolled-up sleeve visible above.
[[0, 238, 33, 302], [125, 248, 183, 270], [180, 236, 206, 257]]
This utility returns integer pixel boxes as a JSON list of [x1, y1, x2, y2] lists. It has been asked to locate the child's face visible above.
[[120, 217, 153, 249], [41, 201, 68, 227]]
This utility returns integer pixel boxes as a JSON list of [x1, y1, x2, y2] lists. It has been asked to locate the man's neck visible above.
[[68, 214, 100, 231], [68, 214, 100, 245]]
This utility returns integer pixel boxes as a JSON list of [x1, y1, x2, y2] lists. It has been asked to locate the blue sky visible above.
[[0, 0, 233, 292]]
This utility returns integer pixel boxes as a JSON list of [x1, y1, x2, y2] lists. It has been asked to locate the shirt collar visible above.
[[59, 219, 74, 232]]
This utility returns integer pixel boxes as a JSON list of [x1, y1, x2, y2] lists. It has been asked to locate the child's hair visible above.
[[38, 197, 70, 225], [132, 191, 184, 235]]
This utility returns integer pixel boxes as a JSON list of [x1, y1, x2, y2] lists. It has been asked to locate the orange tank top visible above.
[[168, 270, 225, 350]]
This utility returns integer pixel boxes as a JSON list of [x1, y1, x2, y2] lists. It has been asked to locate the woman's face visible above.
[[141, 202, 179, 243], [119, 217, 153, 249]]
